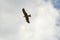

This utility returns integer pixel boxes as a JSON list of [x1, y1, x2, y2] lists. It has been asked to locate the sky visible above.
[[0, 0, 60, 40], [52, 0, 60, 10]]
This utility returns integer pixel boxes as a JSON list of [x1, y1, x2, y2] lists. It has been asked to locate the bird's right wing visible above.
[[25, 17, 30, 23]]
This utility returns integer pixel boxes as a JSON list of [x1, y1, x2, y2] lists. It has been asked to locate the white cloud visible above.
[[19, 0, 59, 40], [0, 0, 59, 40]]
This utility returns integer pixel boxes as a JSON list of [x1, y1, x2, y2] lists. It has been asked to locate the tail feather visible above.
[[28, 15, 31, 17]]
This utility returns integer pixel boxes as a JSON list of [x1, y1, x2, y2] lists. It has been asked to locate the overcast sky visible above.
[[0, 0, 60, 40]]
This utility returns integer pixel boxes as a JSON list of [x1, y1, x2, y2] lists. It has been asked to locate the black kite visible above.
[[22, 8, 31, 23]]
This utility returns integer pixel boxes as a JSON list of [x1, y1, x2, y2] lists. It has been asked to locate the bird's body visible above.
[[22, 8, 31, 23]]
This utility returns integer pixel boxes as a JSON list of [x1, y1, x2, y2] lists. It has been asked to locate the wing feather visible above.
[[25, 17, 30, 23], [22, 8, 27, 16]]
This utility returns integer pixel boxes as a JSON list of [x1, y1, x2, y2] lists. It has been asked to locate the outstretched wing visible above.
[[22, 8, 27, 16], [22, 8, 30, 23], [25, 17, 30, 23]]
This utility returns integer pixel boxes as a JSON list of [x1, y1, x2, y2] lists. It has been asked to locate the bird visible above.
[[22, 8, 31, 23]]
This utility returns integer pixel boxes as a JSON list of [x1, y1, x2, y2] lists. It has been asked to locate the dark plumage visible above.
[[22, 8, 31, 23]]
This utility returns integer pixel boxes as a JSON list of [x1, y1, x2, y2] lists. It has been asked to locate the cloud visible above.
[[19, 0, 59, 40], [0, 0, 59, 40]]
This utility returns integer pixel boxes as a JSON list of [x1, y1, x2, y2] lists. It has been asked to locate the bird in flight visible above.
[[22, 8, 31, 23]]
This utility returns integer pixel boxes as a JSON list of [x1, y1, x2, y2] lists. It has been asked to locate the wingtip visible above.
[[28, 22, 30, 23], [27, 21, 30, 23]]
